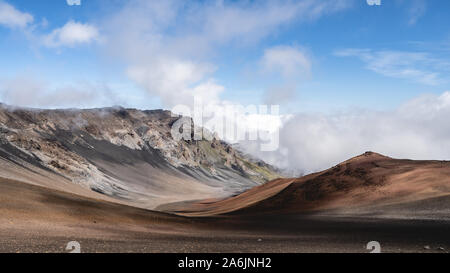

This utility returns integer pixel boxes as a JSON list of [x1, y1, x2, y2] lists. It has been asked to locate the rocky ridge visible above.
[[0, 104, 279, 209]]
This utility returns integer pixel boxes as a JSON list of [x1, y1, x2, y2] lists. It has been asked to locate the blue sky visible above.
[[2, 0, 450, 171], [1, 0, 449, 112]]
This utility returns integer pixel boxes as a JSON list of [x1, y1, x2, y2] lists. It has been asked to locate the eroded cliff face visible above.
[[0, 104, 279, 209]]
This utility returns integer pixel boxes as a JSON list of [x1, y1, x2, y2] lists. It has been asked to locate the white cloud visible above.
[[43, 20, 99, 48], [240, 91, 450, 174], [126, 57, 223, 107], [262, 46, 311, 78], [67, 0, 81, 6], [200, 0, 351, 44], [102, 0, 351, 108], [259, 45, 311, 106], [0, 1, 33, 29], [335, 49, 447, 85]]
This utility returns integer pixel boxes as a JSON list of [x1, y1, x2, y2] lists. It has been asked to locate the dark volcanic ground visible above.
[[1, 178, 449, 253], [2, 215, 449, 253]]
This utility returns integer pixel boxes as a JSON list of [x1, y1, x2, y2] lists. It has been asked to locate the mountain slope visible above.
[[0, 104, 279, 209], [168, 152, 450, 217]]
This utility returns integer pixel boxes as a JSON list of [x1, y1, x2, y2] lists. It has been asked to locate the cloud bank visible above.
[[0, 75, 119, 108], [241, 91, 450, 174]]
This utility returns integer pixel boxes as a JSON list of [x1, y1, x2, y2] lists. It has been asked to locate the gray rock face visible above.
[[0, 105, 279, 209]]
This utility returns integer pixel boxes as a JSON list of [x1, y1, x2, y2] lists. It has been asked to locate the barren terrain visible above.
[[1, 152, 450, 253], [1, 106, 449, 253]]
